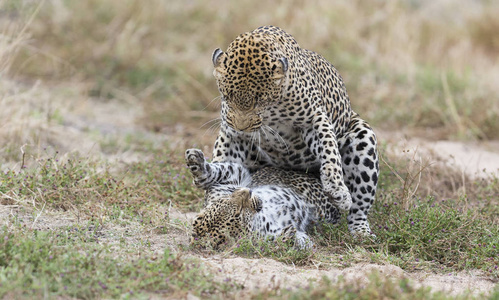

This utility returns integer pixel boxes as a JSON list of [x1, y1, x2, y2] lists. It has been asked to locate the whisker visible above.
[[265, 125, 290, 154], [200, 117, 222, 129], [202, 95, 222, 111], [256, 131, 262, 163], [250, 131, 257, 166], [208, 121, 221, 134], [202, 119, 222, 137], [260, 126, 270, 142]]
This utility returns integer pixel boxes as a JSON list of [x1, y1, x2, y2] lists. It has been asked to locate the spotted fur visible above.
[[187, 149, 339, 249], [210, 26, 379, 236]]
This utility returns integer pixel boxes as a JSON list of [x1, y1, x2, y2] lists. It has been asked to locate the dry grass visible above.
[[0, 1, 498, 298], [4, 0, 498, 139], [380, 146, 499, 221]]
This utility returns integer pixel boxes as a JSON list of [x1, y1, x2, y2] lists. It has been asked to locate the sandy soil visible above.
[[163, 129, 499, 296], [3, 96, 499, 297], [2, 202, 495, 296], [379, 130, 499, 179], [165, 209, 497, 297]]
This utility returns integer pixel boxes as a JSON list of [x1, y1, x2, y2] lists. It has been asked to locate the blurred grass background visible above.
[[1, 2, 499, 297], [2, 0, 498, 145]]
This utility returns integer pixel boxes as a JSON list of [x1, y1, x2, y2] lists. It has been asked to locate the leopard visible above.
[[187, 148, 340, 249], [209, 25, 379, 236]]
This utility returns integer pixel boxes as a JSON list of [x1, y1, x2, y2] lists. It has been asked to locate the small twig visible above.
[[410, 156, 424, 198], [405, 149, 426, 207], [166, 199, 173, 222], [31, 202, 46, 229], [441, 72, 465, 135], [461, 168, 466, 198], [20, 144, 27, 170], [381, 153, 405, 185], [0, 205, 20, 209]]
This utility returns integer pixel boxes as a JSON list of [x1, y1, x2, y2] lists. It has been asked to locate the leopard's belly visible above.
[[250, 186, 313, 235]]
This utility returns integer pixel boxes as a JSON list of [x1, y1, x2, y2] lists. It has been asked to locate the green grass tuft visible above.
[[0, 227, 234, 299]]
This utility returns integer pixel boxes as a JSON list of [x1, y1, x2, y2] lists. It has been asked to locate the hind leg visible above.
[[338, 113, 379, 236], [279, 225, 313, 250]]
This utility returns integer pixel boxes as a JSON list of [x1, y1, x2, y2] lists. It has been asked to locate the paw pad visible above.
[[185, 149, 207, 175]]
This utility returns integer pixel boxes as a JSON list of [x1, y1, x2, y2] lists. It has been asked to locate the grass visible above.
[[1, 141, 499, 298], [0, 226, 236, 299], [1, 0, 499, 298], [257, 274, 497, 300], [314, 196, 499, 276], [0, 145, 201, 223], [4, 226, 495, 300], [6, 0, 499, 139], [191, 233, 316, 266], [4, 140, 498, 298]]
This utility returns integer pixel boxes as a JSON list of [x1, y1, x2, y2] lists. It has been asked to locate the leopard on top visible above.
[[187, 148, 340, 249], [210, 26, 379, 236]]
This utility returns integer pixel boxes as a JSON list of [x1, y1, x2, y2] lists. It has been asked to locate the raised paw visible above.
[[329, 187, 352, 212], [185, 148, 207, 177]]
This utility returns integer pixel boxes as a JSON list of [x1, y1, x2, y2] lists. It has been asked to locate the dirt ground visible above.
[[162, 126, 499, 297], [379, 130, 499, 179], [169, 117, 499, 296], [2, 203, 495, 297], [165, 210, 496, 297], [3, 96, 499, 297], [163, 211, 496, 295]]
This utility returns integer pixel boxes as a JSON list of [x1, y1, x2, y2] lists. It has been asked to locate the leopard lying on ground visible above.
[[186, 149, 340, 249], [210, 25, 379, 236]]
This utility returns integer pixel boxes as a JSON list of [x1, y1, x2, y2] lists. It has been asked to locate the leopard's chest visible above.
[[246, 119, 320, 171]]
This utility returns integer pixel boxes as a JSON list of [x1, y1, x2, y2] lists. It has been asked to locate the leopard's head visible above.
[[191, 188, 262, 248], [212, 31, 289, 133]]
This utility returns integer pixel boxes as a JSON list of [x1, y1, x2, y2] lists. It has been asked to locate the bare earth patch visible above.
[[3, 202, 495, 296], [168, 209, 496, 297], [379, 131, 499, 179], [2, 81, 498, 297]]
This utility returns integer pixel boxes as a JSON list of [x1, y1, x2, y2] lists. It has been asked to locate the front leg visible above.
[[305, 113, 352, 211], [185, 148, 251, 189]]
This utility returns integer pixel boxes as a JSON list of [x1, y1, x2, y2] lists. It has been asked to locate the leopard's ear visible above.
[[278, 57, 288, 73], [212, 48, 224, 68], [231, 188, 251, 206], [231, 188, 261, 212], [212, 48, 226, 79], [249, 196, 263, 212], [273, 57, 288, 85]]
